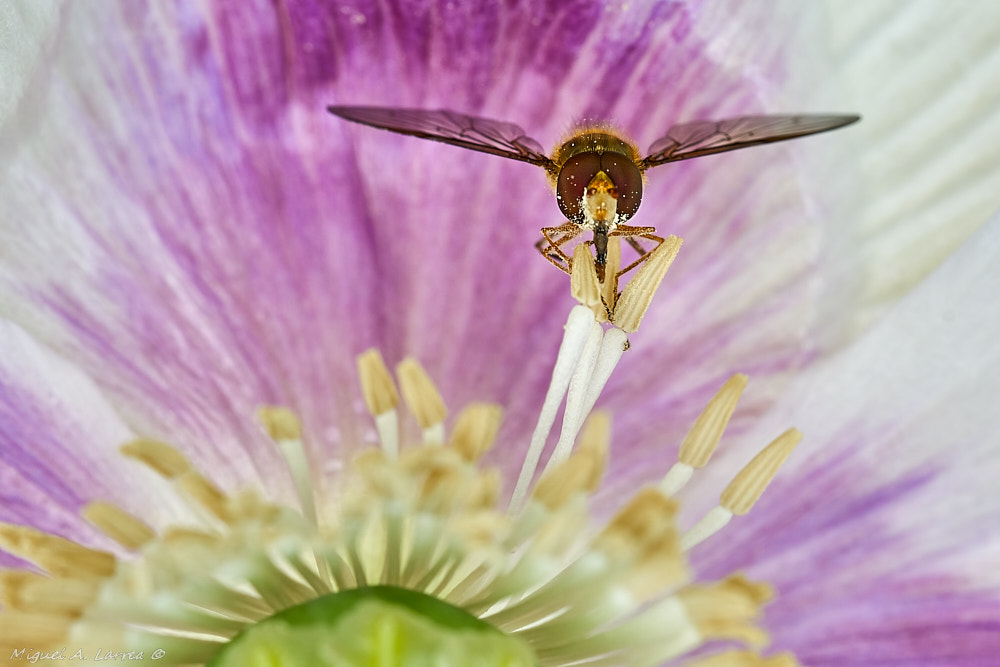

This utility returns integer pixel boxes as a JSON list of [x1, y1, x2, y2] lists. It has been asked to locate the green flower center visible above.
[[208, 585, 538, 667]]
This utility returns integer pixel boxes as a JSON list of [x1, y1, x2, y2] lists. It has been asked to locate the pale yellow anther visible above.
[[613, 235, 682, 332], [256, 406, 302, 441], [396, 357, 447, 429], [720, 428, 801, 516], [467, 469, 502, 509], [358, 348, 400, 416], [576, 411, 611, 492], [596, 487, 680, 557], [0, 523, 116, 579], [0, 609, 74, 646], [176, 471, 232, 522], [679, 374, 748, 468], [677, 574, 773, 648], [81, 501, 156, 550], [0, 570, 99, 614], [448, 402, 503, 462], [162, 526, 218, 548], [532, 448, 604, 511], [417, 465, 466, 514], [683, 650, 800, 667], [620, 528, 688, 600], [571, 242, 604, 321], [120, 439, 190, 478]]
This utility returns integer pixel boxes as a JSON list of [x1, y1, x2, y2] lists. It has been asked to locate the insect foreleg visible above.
[[535, 224, 581, 275]]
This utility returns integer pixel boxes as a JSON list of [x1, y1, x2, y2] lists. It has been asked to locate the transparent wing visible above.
[[328, 105, 554, 167], [642, 114, 859, 167]]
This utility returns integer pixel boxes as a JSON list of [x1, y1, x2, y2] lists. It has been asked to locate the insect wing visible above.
[[327, 106, 553, 167], [642, 114, 859, 167]]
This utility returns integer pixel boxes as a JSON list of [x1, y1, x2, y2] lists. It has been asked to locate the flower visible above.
[[2, 1, 1000, 665]]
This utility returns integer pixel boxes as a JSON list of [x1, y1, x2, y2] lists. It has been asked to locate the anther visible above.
[[682, 429, 801, 550], [81, 501, 156, 550], [257, 406, 317, 525], [358, 348, 401, 457], [676, 575, 773, 647], [448, 402, 503, 462], [176, 471, 232, 523], [0, 523, 115, 579], [684, 649, 800, 666], [614, 235, 682, 332], [120, 439, 191, 478], [661, 374, 748, 496], [571, 243, 604, 321], [720, 428, 801, 515], [396, 357, 448, 445]]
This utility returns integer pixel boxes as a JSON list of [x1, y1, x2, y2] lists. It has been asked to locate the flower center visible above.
[[209, 586, 537, 666], [0, 239, 801, 665]]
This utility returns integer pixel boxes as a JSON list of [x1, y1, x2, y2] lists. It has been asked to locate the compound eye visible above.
[[598, 154, 643, 220], [556, 153, 602, 223]]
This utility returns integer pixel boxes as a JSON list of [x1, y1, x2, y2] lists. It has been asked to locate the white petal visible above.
[[821, 1, 1000, 331], [0, 1, 62, 127]]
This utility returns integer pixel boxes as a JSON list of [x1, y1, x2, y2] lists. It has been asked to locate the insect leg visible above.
[[536, 224, 581, 275], [609, 227, 665, 279], [624, 236, 647, 257]]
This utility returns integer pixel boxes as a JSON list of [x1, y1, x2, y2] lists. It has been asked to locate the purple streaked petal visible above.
[[0, 2, 844, 491], [2, 1, 999, 660], [673, 211, 1000, 661], [0, 320, 188, 565]]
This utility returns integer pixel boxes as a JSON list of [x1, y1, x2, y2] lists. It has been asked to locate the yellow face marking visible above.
[[582, 170, 619, 225]]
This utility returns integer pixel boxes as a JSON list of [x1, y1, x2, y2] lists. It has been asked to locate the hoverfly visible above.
[[328, 105, 859, 281]]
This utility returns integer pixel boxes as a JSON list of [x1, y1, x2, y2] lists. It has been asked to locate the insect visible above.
[[328, 105, 859, 281]]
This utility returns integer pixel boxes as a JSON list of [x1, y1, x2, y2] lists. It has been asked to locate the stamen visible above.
[[575, 411, 611, 492], [0, 523, 115, 578], [595, 488, 680, 560], [546, 316, 603, 471], [396, 357, 448, 445], [176, 471, 232, 523], [120, 438, 191, 478], [571, 243, 604, 320], [81, 501, 155, 550], [0, 610, 74, 646], [510, 304, 594, 511], [532, 429, 607, 510], [448, 402, 503, 462], [358, 348, 401, 457], [613, 235, 682, 333], [683, 428, 801, 550], [0, 570, 99, 614], [661, 374, 748, 496], [0, 313, 805, 666], [676, 575, 773, 647], [579, 327, 629, 421], [720, 428, 801, 515], [257, 406, 317, 525]]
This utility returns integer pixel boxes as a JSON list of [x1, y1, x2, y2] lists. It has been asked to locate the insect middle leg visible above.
[[609, 225, 665, 278], [535, 223, 582, 275]]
